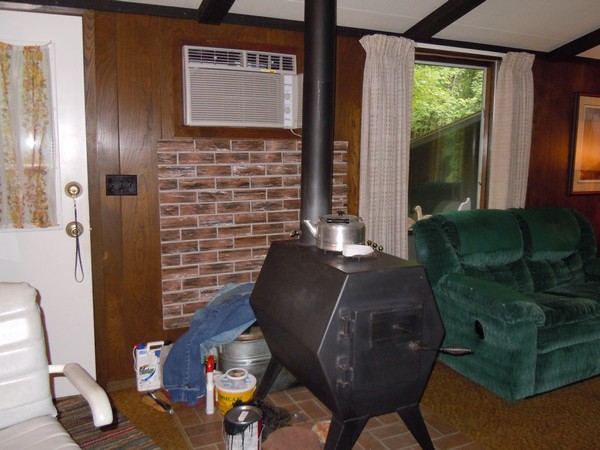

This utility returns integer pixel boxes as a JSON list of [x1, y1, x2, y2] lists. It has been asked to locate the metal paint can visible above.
[[223, 405, 263, 450]]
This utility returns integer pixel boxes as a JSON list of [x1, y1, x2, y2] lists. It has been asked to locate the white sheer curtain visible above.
[[358, 35, 415, 258], [0, 42, 57, 229], [488, 52, 535, 209]]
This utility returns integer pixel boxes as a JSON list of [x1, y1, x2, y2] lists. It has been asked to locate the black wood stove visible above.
[[247, 1, 445, 448], [250, 241, 444, 449]]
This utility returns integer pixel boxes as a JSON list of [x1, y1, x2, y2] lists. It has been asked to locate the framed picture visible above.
[[570, 93, 600, 194]]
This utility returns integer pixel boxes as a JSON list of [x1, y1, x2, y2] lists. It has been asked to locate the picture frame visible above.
[[569, 93, 600, 194]]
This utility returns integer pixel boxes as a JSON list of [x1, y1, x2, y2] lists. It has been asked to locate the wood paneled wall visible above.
[[89, 11, 363, 386], [87, 11, 598, 386], [528, 57, 600, 236]]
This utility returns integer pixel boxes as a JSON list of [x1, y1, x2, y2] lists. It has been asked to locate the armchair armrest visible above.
[[49, 363, 113, 427], [437, 274, 546, 326]]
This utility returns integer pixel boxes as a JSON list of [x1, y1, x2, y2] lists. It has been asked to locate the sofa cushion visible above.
[[511, 208, 587, 291], [545, 282, 600, 302], [530, 291, 600, 327], [437, 210, 534, 293], [525, 254, 585, 292], [515, 208, 580, 260], [441, 210, 523, 261], [463, 259, 533, 293]]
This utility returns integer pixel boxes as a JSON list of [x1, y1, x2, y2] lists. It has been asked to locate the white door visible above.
[[0, 9, 94, 397]]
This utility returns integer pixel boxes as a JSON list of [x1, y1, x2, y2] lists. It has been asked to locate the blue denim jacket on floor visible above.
[[163, 282, 256, 405]]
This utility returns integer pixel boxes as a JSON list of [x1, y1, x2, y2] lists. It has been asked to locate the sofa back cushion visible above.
[[415, 210, 533, 292], [510, 208, 588, 291]]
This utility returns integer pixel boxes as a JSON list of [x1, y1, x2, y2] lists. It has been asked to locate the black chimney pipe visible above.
[[299, 0, 337, 245]]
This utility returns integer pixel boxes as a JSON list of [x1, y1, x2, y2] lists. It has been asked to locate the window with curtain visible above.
[[409, 53, 496, 220], [0, 41, 57, 229]]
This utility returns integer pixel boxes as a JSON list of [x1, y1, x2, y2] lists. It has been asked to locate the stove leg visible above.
[[324, 415, 369, 450], [254, 356, 283, 400], [397, 405, 434, 450]]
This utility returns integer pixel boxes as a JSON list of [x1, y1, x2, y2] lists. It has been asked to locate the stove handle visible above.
[[409, 341, 473, 356]]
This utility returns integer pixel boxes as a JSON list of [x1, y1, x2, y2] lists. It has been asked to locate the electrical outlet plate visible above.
[[106, 174, 137, 196]]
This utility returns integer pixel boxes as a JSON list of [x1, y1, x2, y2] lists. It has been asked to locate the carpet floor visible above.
[[70, 361, 600, 449], [421, 362, 600, 450]]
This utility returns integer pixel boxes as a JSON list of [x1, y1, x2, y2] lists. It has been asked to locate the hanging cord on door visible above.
[[72, 197, 84, 283]]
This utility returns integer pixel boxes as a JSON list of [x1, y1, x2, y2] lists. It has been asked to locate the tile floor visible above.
[[173, 385, 487, 450]]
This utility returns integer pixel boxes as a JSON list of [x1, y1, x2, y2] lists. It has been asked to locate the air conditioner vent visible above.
[[186, 47, 244, 68], [185, 46, 296, 74], [187, 68, 284, 127], [183, 45, 302, 128], [246, 52, 296, 73]]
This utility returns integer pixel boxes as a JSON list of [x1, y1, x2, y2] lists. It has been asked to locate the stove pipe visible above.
[[299, 0, 337, 245]]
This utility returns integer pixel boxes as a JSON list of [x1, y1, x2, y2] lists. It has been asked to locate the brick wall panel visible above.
[[198, 191, 233, 202], [182, 276, 219, 289], [234, 189, 267, 201], [218, 272, 253, 285], [182, 251, 218, 265], [250, 152, 283, 163], [161, 229, 181, 241], [178, 152, 215, 164], [179, 178, 217, 190], [180, 204, 216, 216], [198, 239, 234, 251], [216, 178, 251, 189], [158, 179, 178, 190], [218, 249, 253, 261], [181, 228, 217, 240], [161, 240, 199, 255], [157, 138, 348, 329]]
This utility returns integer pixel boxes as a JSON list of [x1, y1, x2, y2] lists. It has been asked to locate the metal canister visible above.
[[219, 326, 297, 393], [223, 405, 263, 450]]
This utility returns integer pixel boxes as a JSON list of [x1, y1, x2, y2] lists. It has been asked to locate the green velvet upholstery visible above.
[[413, 207, 600, 401]]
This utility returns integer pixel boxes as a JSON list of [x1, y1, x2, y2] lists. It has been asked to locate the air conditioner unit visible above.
[[183, 45, 303, 129]]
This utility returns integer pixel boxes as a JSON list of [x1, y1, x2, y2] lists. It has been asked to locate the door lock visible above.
[[65, 221, 84, 238], [65, 181, 83, 199]]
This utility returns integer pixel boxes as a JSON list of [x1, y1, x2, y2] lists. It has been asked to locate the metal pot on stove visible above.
[[303, 211, 365, 252]]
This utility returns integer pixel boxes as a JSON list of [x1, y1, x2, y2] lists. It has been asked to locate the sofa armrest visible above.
[[584, 258, 600, 281], [434, 273, 543, 401], [437, 274, 545, 326], [50, 363, 113, 427]]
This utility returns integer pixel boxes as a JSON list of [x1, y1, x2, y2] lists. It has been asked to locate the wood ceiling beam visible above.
[[0, 0, 198, 19], [197, 0, 236, 24], [549, 28, 600, 59], [404, 0, 487, 41]]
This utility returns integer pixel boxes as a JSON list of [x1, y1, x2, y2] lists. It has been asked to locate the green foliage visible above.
[[412, 64, 483, 139]]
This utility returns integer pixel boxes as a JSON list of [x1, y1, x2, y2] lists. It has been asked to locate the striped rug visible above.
[[56, 395, 159, 449]]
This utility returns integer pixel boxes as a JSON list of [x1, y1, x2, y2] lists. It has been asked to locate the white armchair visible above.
[[0, 282, 113, 449]]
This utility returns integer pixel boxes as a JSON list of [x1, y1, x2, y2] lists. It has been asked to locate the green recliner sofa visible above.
[[412, 207, 600, 401]]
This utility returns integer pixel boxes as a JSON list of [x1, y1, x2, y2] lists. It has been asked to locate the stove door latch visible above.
[[338, 309, 356, 340], [336, 354, 353, 390], [337, 310, 357, 390]]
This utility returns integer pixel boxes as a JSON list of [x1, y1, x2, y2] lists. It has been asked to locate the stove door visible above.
[[350, 304, 423, 391]]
